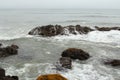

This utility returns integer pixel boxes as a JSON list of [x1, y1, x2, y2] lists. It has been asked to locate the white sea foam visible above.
[[0, 30, 120, 45], [53, 30, 120, 44], [60, 62, 114, 80], [4, 62, 118, 80]]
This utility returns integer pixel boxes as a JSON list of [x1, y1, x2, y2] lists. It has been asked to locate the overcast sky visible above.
[[0, 0, 120, 9]]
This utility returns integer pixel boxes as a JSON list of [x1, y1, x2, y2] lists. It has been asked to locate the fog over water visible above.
[[0, 0, 120, 9]]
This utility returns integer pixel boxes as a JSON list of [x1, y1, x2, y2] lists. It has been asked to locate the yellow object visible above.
[[37, 74, 67, 80]]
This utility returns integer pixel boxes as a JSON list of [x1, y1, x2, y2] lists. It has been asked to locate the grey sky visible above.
[[0, 0, 120, 9]]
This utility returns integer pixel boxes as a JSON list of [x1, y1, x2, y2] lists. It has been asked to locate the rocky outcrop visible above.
[[28, 24, 120, 37], [0, 68, 18, 80], [104, 59, 120, 66], [59, 57, 72, 69], [61, 48, 90, 60], [0, 44, 19, 58], [28, 25, 94, 37], [28, 25, 64, 37], [37, 74, 67, 80], [95, 26, 120, 31]]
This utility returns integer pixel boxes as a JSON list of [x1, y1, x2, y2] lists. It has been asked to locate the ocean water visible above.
[[0, 9, 120, 80]]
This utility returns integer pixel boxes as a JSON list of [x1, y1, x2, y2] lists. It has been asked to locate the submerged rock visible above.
[[0, 44, 19, 58], [0, 68, 18, 80], [37, 74, 67, 80], [95, 26, 120, 31], [61, 48, 90, 60], [104, 59, 120, 66]]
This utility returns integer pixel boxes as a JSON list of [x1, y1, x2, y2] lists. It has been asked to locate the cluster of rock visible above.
[[0, 43, 19, 58], [28, 25, 94, 36], [28, 24, 120, 37], [0, 44, 19, 79], [0, 43, 120, 80], [37, 48, 120, 80], [0, 68, 18, 80], [56, 48, 90, 70], [29, 25, 120, 80], [37, 48, 90, 80]]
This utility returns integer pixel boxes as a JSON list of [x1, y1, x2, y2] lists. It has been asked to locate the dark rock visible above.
[[28, 24, 120, 37], [95, 26, 120, 31], [0, 68, 5, 77], [0, 43, 2, 47], [0, 44, 18, 58], [5, 46, 18, 55], [2, 76, 17, 80], [28, 24, 63, 37], [61, 48, 90, 60], [104, 59, 120, 66], [28, 25, 94, 36], [11, 44, 19, 49], [74, 25, 94, 34], [11, 76, 19, 80], [59, 57, 72, 69], [0, 68, 18, 80]]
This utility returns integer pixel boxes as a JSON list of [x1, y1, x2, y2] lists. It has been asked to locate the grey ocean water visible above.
[[0, 9, 120, 80]]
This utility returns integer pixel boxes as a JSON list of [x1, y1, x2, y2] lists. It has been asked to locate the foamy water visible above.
[[0, 9, 120, 80]]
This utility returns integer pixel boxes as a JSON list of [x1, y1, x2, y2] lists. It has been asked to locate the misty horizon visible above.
[[0, 0, 120, 9]]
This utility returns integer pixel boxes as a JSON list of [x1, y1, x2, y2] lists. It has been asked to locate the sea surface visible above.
[[0, 9, 120, 80]]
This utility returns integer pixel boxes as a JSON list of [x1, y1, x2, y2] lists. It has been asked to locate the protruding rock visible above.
[[11, 76, 19, 80], [11, 44, 19, 49], [0, 68, 18, 80], [104, 59, 120, 66], [59, 57, 72, 69], [28, 25, 120, 37], [2, 76, 18, 80], [28, 25, 94, 36], [37, 74, 67, 80], [75, 25, 94, 34], [95, 26, 120, 31], [0, 68, 5, 77], [61, 48, 90, 60], [0, 44, 19, 58], [0, 43, 2, 47], [28, 25, 63, 37]]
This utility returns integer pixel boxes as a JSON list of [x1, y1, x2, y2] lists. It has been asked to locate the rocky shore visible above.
[[0, 25, 120, 80], [0, 43, 120, 80], [28, 24, 120, 37]]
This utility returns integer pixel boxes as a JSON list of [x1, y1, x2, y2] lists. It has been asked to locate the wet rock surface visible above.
[[28, 24, 120, 37], [59, 57, 72, 69], [0, 44, 19, 58], [28, 25, 64, 37], [95, 26, 120, 31], [104, 59, 120, 66], [28, 25, 94, 36], [61, 48, 90, 60], [0, 68, 18, 80]]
